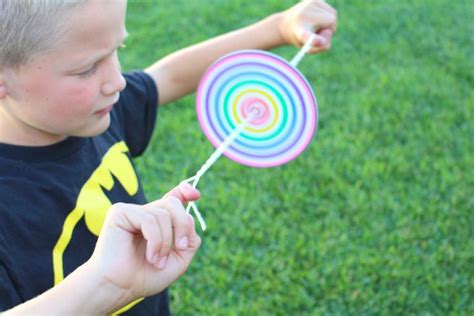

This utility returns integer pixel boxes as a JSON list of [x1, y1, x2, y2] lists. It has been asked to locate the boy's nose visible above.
[[102, 72, 126, 96], [102, 55, 127, 96]]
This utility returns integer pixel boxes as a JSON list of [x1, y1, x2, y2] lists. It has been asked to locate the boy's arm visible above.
[[3, 183, 201, 315], [2, 263, 127, 315], [145, 0, 337, 105]]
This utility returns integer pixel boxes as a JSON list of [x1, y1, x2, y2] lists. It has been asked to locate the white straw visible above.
[[290, 33, 317, 67], [183, 114, 255, 231]]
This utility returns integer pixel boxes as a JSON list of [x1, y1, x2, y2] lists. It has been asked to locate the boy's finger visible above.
[[298, 29, 326, 47], [305, 11, 337, 32], [311, 0, 337, 16], [318, 28, 334, 41], [148, 196, 192, 251], [152, 208, 173, 269], [109, 203, 164, 266], [163, 182, 201, 203], [313, 28, 333, 47], [168, 215, 201, 275], [309, 28, 333, 53], [186, 214, 202, 250]]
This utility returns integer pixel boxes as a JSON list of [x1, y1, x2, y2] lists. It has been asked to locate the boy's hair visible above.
[[0, 0, 85, 69]]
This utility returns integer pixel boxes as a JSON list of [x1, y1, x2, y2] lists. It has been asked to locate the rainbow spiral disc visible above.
[[196, 50, 318, 168]]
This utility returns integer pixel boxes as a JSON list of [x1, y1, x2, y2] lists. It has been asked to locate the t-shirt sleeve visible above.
[[111, 71, 159, 157], [0, 263, 22, 311]]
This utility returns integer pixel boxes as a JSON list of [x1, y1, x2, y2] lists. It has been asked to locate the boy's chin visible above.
[[74, 116, 111, 137]]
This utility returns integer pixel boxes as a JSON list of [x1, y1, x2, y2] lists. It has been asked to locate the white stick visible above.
[[184, 114, 255, 231], [290, 33, 317, 67]]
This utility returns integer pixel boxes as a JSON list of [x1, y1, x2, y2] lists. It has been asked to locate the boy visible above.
[[0, 0, 337, 314]]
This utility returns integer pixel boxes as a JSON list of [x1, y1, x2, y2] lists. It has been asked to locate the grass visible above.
[[121, 0, 473, 315]]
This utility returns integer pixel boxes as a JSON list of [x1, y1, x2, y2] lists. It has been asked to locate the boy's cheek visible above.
[[55, 79, 102, 111]]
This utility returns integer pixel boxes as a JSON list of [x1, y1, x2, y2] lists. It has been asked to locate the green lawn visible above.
[[121, 1, 473, 315]]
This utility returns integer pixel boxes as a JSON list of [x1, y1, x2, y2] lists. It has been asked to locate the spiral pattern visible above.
[[196, 50, 318, 168]]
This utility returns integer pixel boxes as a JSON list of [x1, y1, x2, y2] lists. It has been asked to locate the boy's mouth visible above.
[[94, 104, 114, 117], [95, 95, 120, 117]]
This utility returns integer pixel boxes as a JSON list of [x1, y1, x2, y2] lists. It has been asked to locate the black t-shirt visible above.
[[0, 71, 170, 315]]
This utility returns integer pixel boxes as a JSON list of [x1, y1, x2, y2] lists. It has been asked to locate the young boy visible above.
[[0, 0, 336, 314]]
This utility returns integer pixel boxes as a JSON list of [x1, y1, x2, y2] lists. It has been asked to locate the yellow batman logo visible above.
[[52, 141, 143, 313]]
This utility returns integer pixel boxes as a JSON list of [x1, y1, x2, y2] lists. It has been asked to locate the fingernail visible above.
[[179, 237, 189, 249], [158, 256, 168, 269]]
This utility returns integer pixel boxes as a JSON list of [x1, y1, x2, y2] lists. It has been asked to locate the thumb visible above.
[[163, 182, 201, 203]]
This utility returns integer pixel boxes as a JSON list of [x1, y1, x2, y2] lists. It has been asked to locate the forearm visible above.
[[147, 13, 286, 105], [3, 262, 129, 316]]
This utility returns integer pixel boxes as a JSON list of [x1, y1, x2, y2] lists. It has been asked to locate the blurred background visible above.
[[121, 0, 472, 314]]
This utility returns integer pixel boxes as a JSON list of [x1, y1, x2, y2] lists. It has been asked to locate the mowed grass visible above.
[[121, 0, 473, 315]]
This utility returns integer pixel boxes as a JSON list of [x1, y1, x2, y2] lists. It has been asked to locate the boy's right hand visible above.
[[278, 0, 337, 53], [85, 182, 201, 305]]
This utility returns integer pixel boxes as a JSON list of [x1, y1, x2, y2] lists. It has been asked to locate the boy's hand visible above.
[[279, 0, 337, 53], [86, 182, 201, 304]]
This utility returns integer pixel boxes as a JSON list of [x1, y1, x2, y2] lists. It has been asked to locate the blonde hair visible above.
[[0, 0, 85, 68]]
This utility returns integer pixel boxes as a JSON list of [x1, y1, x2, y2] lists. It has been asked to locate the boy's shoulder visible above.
[[119, 71, 158, 106]]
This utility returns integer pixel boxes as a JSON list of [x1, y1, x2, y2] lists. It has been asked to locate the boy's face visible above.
[[0, 0, 128, 145]]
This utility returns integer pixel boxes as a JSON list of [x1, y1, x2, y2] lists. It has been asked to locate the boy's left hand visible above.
[[85, 182, 201, 304], [279, 0, 337, 53]]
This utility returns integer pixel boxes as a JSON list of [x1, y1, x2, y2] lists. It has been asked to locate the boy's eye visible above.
[[78, 64, 98, 78]]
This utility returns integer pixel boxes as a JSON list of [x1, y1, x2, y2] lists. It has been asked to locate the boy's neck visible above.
[[0, 130, 67, 147]]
